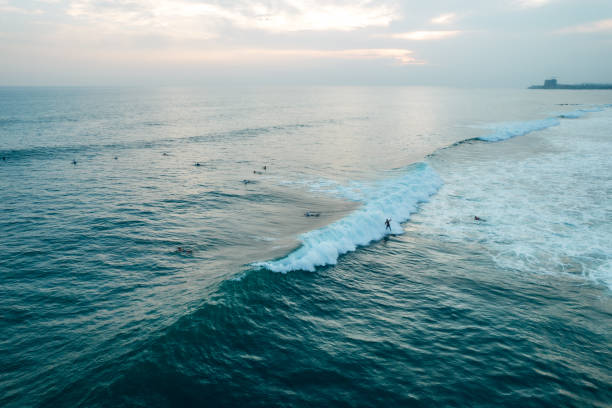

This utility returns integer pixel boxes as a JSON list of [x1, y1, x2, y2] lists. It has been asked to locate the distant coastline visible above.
[[529, 78, 612, 89]]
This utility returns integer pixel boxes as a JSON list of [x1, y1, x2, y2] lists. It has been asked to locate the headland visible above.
[[529, 78, 612, 89]]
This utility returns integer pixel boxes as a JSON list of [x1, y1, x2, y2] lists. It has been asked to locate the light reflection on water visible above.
[[1, 86, 611, 407]]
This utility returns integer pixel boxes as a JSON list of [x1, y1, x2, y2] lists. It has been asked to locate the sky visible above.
[[0, 0, 611, 86]]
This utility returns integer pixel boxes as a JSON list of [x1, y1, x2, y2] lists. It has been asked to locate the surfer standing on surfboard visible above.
[[385, 218, 391, 231]]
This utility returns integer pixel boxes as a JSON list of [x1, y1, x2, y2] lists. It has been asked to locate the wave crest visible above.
[[477, 118, 560, 142], [254, 163, 442, 273], [558, 107, 604, 119]]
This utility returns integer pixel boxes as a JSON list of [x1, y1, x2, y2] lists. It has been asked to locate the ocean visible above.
[[1, 86, 610, 407]]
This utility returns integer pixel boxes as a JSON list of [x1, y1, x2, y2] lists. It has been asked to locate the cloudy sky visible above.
[[1, 0, 611, 86]]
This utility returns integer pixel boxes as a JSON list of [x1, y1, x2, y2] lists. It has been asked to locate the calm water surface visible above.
[[1, 86, 611, 407]]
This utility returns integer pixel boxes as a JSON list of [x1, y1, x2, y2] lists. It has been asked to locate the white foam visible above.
[[421, 111, 612, 289], [557, 106, 604, 119], [477, 118, 560, 142], [254, 163, 442, 272]]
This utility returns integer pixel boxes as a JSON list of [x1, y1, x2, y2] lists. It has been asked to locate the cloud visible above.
[[0, 0, 44, 14], [556, 18, 612, 34], [513, 0, 552, 8], [511, 0, 559, 9], [66, 0, 399, 36], [431, 13, 456, 25], [333, 48, 421, 64], [243, 48, 422, 65], [66, 0, 223, 39], [241, 1, 398, 32], [381, 30, 461, 41], [81, 47, 422, 65]]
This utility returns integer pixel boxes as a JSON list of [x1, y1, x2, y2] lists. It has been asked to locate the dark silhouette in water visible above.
[[195, 162, 201, 167], [529, 78, 612, 90], [72, 159, 77, 165], [474, 216, 485, 221], [385, 218, 391, 231], [305, 212, 320, 217], [114, 156, 118, 160], [177, 247, 192, 254]]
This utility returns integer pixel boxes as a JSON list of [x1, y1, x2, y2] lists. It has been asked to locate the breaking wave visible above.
[[255, 105, 611, 274], [255, 163, 442, 272], [476, 118, 560, 142], [557, 106, 604, 119]]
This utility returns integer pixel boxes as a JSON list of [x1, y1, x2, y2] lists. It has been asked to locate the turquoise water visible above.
[[1, 87, 611, 407]]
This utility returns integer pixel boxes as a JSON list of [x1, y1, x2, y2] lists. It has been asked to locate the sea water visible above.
[[0, 87, 610, 407]]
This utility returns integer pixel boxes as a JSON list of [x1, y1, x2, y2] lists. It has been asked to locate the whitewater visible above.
[[254, 104, 612, 290], [1, 87, 611, 408]]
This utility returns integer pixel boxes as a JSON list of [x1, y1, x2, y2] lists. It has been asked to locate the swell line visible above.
[[254, 105, 610, 273]]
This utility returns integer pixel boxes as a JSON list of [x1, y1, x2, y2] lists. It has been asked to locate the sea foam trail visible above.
[[476, 117, 560, 142], [558, 107, 604, 119], [256, 107, 609, 274], [255, 163, 442, 273]]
